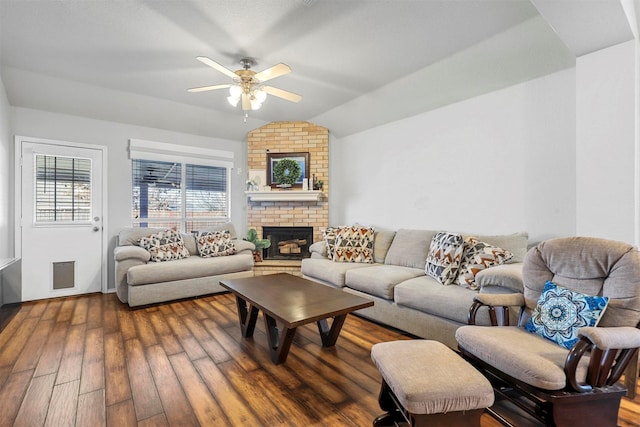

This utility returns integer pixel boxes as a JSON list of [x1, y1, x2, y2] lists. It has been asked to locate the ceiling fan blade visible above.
[[187, 84, 231, 93], [254, 63, 291, 82], [241, 92, 251, 111], [263, 86, 302, 103], [196, 56, 238, 79]]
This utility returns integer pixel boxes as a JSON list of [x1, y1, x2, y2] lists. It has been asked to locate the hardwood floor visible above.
[[0, 292, 637, 427]]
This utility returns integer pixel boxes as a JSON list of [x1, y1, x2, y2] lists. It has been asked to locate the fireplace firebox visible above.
[[262, 226, 314, 260]]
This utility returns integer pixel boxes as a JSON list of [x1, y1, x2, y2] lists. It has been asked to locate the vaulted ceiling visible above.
[[0, 0, 636, 140]]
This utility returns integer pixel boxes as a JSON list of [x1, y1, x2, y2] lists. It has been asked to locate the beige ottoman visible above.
[[371, 340, 494, 427]]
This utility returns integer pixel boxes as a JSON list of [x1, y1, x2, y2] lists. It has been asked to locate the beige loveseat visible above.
[[301, 228, 527, 348], [114, 223, 255, 307]]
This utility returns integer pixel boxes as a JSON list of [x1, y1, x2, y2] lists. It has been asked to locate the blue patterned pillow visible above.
[[525, 281, 609, 350]]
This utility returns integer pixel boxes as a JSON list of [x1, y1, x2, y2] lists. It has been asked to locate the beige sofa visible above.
[[301, 228, 527, 348], [114, 223, 255, 307]]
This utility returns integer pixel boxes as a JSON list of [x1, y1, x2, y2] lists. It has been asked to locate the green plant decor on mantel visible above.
[[245, 228, 272, 262], [273, 158, 301, 187]]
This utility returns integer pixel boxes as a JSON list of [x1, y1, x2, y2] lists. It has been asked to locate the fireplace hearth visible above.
[[262, 226, 314, 260]]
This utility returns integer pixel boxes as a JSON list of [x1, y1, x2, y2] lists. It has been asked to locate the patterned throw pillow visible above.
[[138, 229, 190, 262], [525, 281, 609, 350], [425, 232, 465, 286], [323, 226, 340, 259], [197, 230, 237, 258], [332, 226, 375, 263], [457, 237, 513, 290]]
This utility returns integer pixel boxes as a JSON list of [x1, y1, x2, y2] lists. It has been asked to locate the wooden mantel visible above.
[[245, 190, 323, 202]]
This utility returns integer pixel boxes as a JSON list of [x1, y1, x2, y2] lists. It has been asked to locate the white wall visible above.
[[0, 76, 11, 258], [329, 68, 576, 243], [576, 40, 637, 244], [11, 107, 247, 290]]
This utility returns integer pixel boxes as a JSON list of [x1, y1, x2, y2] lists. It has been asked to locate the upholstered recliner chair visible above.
[[456, 237, 640, 427]]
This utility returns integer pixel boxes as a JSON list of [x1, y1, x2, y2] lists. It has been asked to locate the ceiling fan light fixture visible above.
[[189, 56, 302, 118], [254, 89, 267, 103], [227, 95, 240, 107], [250, 98, 263, 110], [229, 84, 242, 98]]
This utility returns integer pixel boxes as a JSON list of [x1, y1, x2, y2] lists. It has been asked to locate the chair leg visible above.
[[624, 351, 639, 399], [373, 380, 406, 426]]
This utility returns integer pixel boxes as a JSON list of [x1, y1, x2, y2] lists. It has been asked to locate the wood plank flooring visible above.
[[0, 292, 637, 426]]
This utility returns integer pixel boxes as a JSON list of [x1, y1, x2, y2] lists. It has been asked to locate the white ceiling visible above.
[[0, 0, 636, 140]]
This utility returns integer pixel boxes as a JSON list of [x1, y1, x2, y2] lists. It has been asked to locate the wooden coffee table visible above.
[[219, 273, 374, 364]]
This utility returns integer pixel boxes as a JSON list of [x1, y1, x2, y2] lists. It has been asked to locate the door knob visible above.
[[92, 226, 100, 232]]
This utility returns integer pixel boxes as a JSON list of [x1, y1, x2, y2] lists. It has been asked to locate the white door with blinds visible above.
[[17, 137, 106, 301]]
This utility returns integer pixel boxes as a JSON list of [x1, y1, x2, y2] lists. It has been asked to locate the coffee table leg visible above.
[[317, 314, 347, 347], [264, 314, 297, 364], [235, 296, 259, 338]]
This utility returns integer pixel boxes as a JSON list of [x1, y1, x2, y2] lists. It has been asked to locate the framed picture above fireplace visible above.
[[267, 152, 309, 188]]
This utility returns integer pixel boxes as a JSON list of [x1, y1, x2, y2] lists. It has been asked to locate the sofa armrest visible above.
[[469, 292, 525, 326], [578, 326, 640, 350], [474, 293, 525, 308], [476, 263, 524, 293], [309, 241, 328, 259], [114, 245, 150, 262], [565, 327, 640, 392], [114, 246, 150, 304], [234, 240, 256, 254]]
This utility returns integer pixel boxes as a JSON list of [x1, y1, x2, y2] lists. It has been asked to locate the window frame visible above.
[[33, 153, 94, 225], [129, 139, 234, 232]]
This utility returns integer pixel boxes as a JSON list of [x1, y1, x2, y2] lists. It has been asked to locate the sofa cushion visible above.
[[374, 229, 396, 263], [118, 227, 166, 246], [371, 340, 494, 415], [182, 234, 198, 255], [425, 232, 465, 286], [346, 265, 425, 300], [197, 230, 237, 258], [456, 326, 588, 390], [385, 229, 438, 269], [301, 258, 372, 288], [138, 229, 190, 262], [470, 232, 528, 263], [394, 276, 492, 325], [457, 237, 513, 290], [524, 281, 609, 350], [127, 253, 254, 286], [333, 226, 375, 263]]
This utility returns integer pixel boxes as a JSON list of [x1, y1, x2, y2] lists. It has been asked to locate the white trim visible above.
[[14, 135, 109, 295], [129, 138, 234, 168], [245, 190, 323, 202]]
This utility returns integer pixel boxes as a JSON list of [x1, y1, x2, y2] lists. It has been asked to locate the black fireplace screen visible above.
[[262, 226, 313, 260]]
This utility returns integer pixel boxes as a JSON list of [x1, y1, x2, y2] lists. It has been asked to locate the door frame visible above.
[[14, 135, 109, 295]]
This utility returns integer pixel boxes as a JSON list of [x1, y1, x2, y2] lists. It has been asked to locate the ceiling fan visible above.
[[188, 56, 302, 113]]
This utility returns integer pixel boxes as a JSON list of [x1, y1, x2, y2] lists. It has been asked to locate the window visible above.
[[129, 139, 233, 232], [34, 154, 92, 223]]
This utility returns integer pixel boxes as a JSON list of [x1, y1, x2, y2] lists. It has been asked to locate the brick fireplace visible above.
[[246, 121, 329, 270], [262, 226, 313, 260]]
